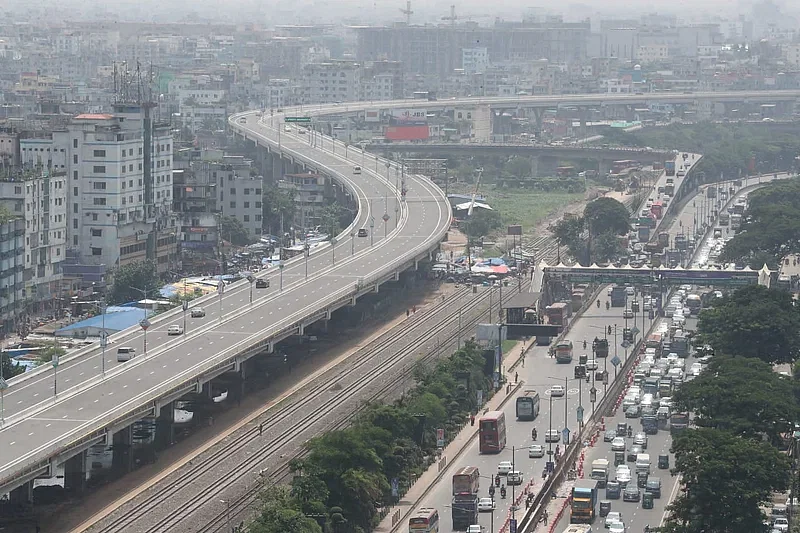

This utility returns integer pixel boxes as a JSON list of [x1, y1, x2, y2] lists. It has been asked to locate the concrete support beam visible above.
[[9, 481, 33, 504], [112, 425, 134, 474], [155, 401, 175, 449], [63, 450, 87, 495], [530, 155, 539, 178]]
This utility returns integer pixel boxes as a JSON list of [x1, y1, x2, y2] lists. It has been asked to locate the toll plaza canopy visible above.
[[541, 263, 771, 287]]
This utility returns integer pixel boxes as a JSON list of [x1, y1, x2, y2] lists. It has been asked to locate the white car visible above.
[[190, 307, 206, 318], [550, 384, 565, 397], [467, 526, 484, 533], [529, 444, 545, 458], [609, 521, 626, 533], [611, 437, 626, 451], [773, 517, 789, 532], [623, 308, 634, 319], [284, 125, 291, 132], [586, 359, 599, 371], [625, 286, 635, 296], [545, 429, 560, 442], [477, 497, 495, 512], [167, 325, 183, 335], [615, 465, 632, 485], [497, 461, 513, 475], [605, 512, 623, 528], [507, 470, 523, 485], [690, 362, 703, 376]]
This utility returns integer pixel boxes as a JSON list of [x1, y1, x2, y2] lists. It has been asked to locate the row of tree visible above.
[[249, 341, 494, 533], [664, 285, 799, 532], [549, 196, 631, 264]]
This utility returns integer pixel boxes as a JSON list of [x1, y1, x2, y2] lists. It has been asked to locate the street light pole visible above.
[[100, 300, 106, 376], [330, 237, 337, 265], [350, 231, 355, 255], [279, 262, 285, 291], [304, 242, 310, 279]]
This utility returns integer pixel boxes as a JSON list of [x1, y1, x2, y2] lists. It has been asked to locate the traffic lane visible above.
[[417, 303, 637, 531], [2, 176, 443, 416]]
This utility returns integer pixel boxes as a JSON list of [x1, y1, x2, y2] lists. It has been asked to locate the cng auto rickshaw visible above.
[[638, 471, 648, 488], [643, 492, 655, 509], [658, 454, 670, 469], [614, 451, 625, 466], [599, 500, 612, 517]]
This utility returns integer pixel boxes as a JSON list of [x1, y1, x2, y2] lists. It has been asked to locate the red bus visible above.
[[611, 160, 640, 175], [650, 200, 664, 219], [556, 166, 576, 177], [409, 507, 440, 533], [479, 411, 507, 453]]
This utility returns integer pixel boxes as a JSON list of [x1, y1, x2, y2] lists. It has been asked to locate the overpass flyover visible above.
[[0, 108, 451, 500]]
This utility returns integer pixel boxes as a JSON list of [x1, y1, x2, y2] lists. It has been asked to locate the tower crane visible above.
[[399, 0, 413, 24], [441, 5, 457, 26]]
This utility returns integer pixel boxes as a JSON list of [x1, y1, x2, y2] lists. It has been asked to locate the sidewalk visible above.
[[374, 335, 539, 532]]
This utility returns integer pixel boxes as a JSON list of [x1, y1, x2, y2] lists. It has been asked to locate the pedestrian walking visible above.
[[259, 422, 264, 436], [406, 309, 410, 317], [514, 372, 518, 383], [470, 414, 475, 426]]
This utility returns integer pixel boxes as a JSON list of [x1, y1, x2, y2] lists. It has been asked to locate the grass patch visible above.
[[485, 186, 585, 233], [501, 339, 519, 354]]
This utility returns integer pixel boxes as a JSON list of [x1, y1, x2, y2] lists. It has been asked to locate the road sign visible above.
[[382, 213, 390, 222], [331, 237, 338, 245], [52, 355, 59, 368], [284, 116, 311, 123], [631, 325, 641, 336], [247, 275, 255, 284], [562, 427, 570, 444], [510, 518, 517, 533], [621, 340, 631, 349], [182, 300, 189, 311], [140, 318, 151, 330], [577, 406, 584, 424], [217, 281, 225, 295], [370, 217, 375, 228], [436, 428, 445, 448], [611, 355, 622, 367]]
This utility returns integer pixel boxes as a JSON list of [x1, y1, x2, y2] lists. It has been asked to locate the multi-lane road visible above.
[[0, 110, 451, 493]]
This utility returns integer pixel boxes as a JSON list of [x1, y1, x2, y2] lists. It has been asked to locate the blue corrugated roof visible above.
[[56, 308, 153, 334]]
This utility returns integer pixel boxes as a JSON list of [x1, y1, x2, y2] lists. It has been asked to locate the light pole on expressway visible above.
[[330, 237, 337, 265], [350, 231, 355, 255], [279, 261, 285, 291], [128, 286, 151, 356], [247, 274, 255, 304], [304, 241, 311, 280]]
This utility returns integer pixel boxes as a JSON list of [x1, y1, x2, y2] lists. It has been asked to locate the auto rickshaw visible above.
[[658, 454, 670, 469], [614, 451, 625, 466], [599, 500, 612, 517], [579, 353, 588, 365], [638, 471, 648, 488], [606, 481, 621, 500], [631, 300, 640, 312], [642, 492, 655, 509]]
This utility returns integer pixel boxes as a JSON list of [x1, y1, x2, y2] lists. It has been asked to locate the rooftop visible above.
[[55, 306, 153, 336], [74, 113, 114, 121]]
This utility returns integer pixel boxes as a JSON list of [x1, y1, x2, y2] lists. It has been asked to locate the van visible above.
[[635, 454, 651, 474], [116, 347, 136, 362], [353, 166, 362, 175]]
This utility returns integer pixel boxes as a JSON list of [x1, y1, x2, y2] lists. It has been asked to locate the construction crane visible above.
[[467, 167, 483, 217], [399, 0, 413, 24], [441, 4, 457, 26]]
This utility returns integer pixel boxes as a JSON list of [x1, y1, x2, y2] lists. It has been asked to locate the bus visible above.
[[685, 294, 702, 315], [556, 166, 576, 177], [452, 466, 480, 496], [611, 160, 640, 176], [409, 508, 440, 533], [479, 411, 507, 453], [645, 333, 663, 357], [516, 391, 541, 421], [650, 200, 664, 219], [555, 340, 574, 363], [719, 212, 730, 226]]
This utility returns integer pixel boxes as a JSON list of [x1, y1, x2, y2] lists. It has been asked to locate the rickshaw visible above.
[[599, 500, 612, 517], [642, 492, 655, 509], [658, 454, 670, 469]]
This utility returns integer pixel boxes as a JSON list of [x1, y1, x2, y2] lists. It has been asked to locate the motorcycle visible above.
[[597, 299, 600, 308], [532, 428, 537, 441], [495, 475, 501, 487], [500, 486, 507, 499], [606, 301, 610, 310]]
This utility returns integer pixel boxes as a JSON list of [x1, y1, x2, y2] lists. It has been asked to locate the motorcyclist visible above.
[[489, 485, 495, 497], [583, 339, 587, 349], [532, 428, 537, 440], [495, 475, 501, 487], [500, 485, 507, 499], [628, 426, 633, 438], [597, 299, 600, 308]]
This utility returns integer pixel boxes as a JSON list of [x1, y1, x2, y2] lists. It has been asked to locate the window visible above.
[[73, 170, 78, 180], [244, 202, 250, 208], [73, 187, 78, 197], [93, 197, 106, 206], [73, 219, 78, 229], [129, 164, 133, 172], [243, 215, 250, 222], [255, 214, 262, 221], [255, 188, 262, 195], [73, 139, 78, 148], [14, 186, 21, 195], [93, 182, 106, 190], [93, 149, 106, 157], [255, 201, 262, 209], [93, 165, 106, 174], [92, 213, 98, 221], [73, 203, 78, 213], [139, 147, 143, 155], [91, 228, 102, 237], [91, 247, 102, 256], [244, 188, 251, 195], [230, 188, 236, 195], [73, 155, 78, 164], [230, 201, 236, 208], [73, 235, 78, 245], [121, 149, 126, 157], [129, 180, 133, 187]]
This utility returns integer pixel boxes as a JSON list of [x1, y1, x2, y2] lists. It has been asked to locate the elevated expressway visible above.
[[0, 89, 795, 500], [0, 108, 451, 498]]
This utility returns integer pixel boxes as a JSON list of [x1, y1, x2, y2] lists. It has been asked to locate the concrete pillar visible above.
[[532, 108, 545, 136], [155, 401, 175, 449], [238, 359, 249, 403], [272, 155, 283, 181], [9, 481, 33, 504], [63, 450, 87, 495], [112, 426, 134, 474], [202, 381, 213, 399], [598, 159, 610, 177], [530, 156, 540, 178]]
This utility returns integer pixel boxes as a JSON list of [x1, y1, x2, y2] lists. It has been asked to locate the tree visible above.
[[504, 156, 531, 178], [1, 353, 24, 379], [591, 231, 625, 263], [251, 486, 323, 533], [696, 285, 800, 364], [219, 215, 253, 247], [262, 187, 296, 235], [462, 209, 502, 239], [584, 197, 630, 237], [673, 356, 798, 445], [319, 203, 348, 237], [108, 260, 161, 305], [663, 428, 789, 533], [549, 216, 585, 261]]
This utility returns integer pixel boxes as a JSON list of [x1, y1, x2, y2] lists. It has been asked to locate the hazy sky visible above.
[[0, 0, 795, 26]]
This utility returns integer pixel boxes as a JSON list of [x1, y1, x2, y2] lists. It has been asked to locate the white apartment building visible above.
[[302, 61, 361, 104], [462, 47, 489, 75], [360, 73, 394, 101], [0, 170, 67, 310], [278, 172, 327, 231], [214, 156, 263, 238], [637, 44, 669, 64], [784, 44, 800, 68]]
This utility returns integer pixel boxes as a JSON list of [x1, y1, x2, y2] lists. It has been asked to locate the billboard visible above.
[[385, 125, 429, 141], [364, 110, 380, 123], [507, 225, 523, 236], [390, 108, 428, 123]]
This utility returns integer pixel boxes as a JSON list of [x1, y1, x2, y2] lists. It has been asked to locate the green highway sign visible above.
[[285, 117, 311, 123]]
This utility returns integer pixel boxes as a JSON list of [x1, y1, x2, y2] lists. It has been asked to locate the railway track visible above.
[[94, 282, 521, 533]]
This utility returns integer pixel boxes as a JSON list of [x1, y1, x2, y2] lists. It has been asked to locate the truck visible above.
[[707, 186, 717, 199], [675, 234, 687, 251], [664, 182, 675, 196], [452, 466, 480, 496], [451, 494, 478, 530], [555, 340, 574, 363], [637, 225, 651, 243], [665, 160, 676, 176], [571, 479, 598, 524], [642, 415, 659, 435], [610, 286, 627, 307], [590, 459, 610, 488], [719, 212, 730, 226], [562, 526, 593, 533], [672, 331, 688, 356], [731, 214, 742, 230], [593, 338, 609, 358], [545, 302, 571, 327], [670, 412, 690, 434]]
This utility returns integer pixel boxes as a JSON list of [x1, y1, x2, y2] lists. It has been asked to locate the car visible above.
[[611, 437, 626, 452], [616, 465, 632, 486], [357, 228, 368, 237], [477, 497, 495, 512], [190, 307, 206, 318], [167, 325, 183, 335], [607, 286, 614, 296], [660, 396, 672, 408], [604, 430, 617, 442], [550, 384, 565, 397], [529, 444, 545, 458], [625, 405, 641, 418], [773, 517, 789, 532], [545, 429, 560, 442], [608, 521, 626, 533], [623, 308, 634, 319], [284, 125, 291, 132], [255, 279, 269, 289], [625, 286, 635, 296], [690, 362, 703, 376], [623, 485, 641, 502], [467, 526, 484, 533], [605, 512, 623, 528], [497, 461, 513, 475], [586, 359, 599, 371], [633, 433, 648, 449], [627, 445, 643, 463], [507, 471, 523, 485]]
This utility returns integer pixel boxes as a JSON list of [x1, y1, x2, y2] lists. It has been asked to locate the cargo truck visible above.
[[591, 459, 609, 488], [665, 160, 676, 176], [571, 480, 598, 523], [610, 286, 627, 307], [637, 225, 651, 242], [670, 413, 690, 434]]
